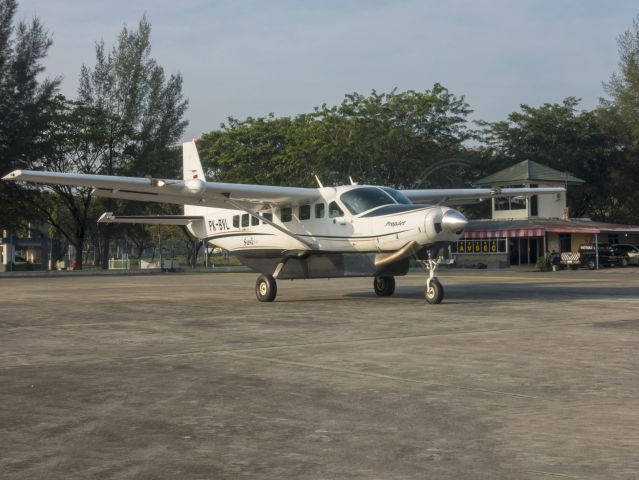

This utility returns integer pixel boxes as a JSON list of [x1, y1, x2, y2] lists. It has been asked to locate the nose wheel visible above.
[[423, 257, 444, 304], [425, 278, 444, 304]]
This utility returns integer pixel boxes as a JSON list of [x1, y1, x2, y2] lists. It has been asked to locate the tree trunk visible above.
[[136, 242, 145, 259], [100, 199, 113, 269], [73, 237, 84, 270], [101, 227, 110, 269]]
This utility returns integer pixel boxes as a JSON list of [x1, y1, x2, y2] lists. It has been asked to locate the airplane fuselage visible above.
[[185, 184, 466, 278]]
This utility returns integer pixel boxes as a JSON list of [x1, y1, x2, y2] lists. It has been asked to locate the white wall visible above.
[[536, 182, 567, 219], [491, 182, 567, 220]]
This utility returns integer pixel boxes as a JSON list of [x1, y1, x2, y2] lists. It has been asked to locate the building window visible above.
[[328, 201, 344, 218], [530, 183, 538, 216], [494, 185, 526, 211], [280, 207, 292, 223], [299, 204, 311, 220], [559, 233, 571, 252], [232, 215, 240, 228], [315, 203, 325, 218], [608, 234, 619, 245], [241, 214, 249, 227]]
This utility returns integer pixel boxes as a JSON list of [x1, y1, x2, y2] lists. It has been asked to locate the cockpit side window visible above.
[[340, 187, 396, 215], [328, 201, 344, 218], [381, 187, 412, 205]]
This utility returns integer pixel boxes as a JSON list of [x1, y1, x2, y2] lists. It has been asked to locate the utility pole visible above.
[[158, 225, 163, 269]]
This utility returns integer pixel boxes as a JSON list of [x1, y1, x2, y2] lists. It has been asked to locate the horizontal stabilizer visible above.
[[98, 212, 204, 225]]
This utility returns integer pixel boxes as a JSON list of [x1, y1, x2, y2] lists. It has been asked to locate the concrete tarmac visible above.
[[1, 269, 638, 479]]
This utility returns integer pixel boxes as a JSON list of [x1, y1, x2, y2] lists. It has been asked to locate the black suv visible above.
[[577, 244, 628, 269]]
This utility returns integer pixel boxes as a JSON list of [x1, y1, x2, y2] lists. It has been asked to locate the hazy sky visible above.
[[17, 0, 639, 142]]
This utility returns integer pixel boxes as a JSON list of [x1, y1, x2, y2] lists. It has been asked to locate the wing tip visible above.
[[97, 212, 115, 223], [2, 169, 23, 181]]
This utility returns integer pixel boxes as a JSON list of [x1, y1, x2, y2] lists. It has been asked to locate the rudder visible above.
[[183, 140, 208, 217], [183, 140, 206, 181]]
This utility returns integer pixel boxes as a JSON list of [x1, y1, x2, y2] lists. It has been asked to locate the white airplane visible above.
[[3, 140, 564, 303]]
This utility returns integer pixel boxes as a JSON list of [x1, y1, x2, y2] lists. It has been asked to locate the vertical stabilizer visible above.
[[183, 140, 207, 217], [183, 140, 206, 181]]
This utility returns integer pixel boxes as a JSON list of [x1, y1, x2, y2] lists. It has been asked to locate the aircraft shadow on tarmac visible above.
[[344, 282, 639, 302]]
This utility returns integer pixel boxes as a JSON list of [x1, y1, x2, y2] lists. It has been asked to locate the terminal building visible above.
[[452, 160, 639, 267]]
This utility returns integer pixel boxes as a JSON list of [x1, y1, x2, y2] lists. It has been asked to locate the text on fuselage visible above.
[[208, 219, 230, 232], [385, 220, 406, 227]]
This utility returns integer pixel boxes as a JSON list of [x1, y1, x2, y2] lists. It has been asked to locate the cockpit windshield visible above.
[[340, 187, 398, 215], [381, 187, 412, 205]]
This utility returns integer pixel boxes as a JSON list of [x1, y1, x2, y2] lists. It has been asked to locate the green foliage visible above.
[[199, 85, 478, 189], [0, 0, 60, 230], [27, 99, 120, 268], [477, 98, 623, 221], [77, 15, 188, 177], [600, 14, 639, 224], [70, 16, 187, 267], [536, 255, 552, 272]]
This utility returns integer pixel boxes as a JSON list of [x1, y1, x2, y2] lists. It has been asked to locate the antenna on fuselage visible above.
[[349, 176, 358, 185], [314, 175, 324, 188]]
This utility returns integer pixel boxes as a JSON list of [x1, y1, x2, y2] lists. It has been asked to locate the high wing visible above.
[[401, 187, 565, 206], [1, 170, 320, 211]]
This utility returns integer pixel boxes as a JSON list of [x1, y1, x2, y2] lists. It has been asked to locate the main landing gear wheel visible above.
[[255, 274, 277, 302], [374, 276, 396, 296], [425, 278, 444, 304]]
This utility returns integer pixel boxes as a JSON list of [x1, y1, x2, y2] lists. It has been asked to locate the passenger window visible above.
[[299, 204, 310, 220], [262, 212, 273, 223], [232, 215, 240, 228], [241, 214, 249, 227], [329, 201, 344, 218], [315, 203, 325, 218], [251, 215, 259, 226], [280, 207, 292, 223]]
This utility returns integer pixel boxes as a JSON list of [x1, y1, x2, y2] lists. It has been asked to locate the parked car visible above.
[[560, 244, 629, 270], [611, 244, 639, 266]]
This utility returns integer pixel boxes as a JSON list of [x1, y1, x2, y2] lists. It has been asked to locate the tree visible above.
[[478, 98, 622, 220], [0, 0, 59, 231], [309, 86, 475, 189], [30, 100, 115, 269], [199, 85, 477, 190], [76, 15, 188, 267], [601, 13, 639, 223]]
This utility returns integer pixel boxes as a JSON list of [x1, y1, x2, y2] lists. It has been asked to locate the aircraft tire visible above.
[[425, 278, 444, 304], [256, 274, 277, 302], [374, 276, 395, 296]]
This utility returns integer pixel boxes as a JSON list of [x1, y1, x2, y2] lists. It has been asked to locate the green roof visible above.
[[474, 160, 585, 187]]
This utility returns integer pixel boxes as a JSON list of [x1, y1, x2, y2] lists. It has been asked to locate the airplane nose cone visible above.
[[441, 210, 468, 234]]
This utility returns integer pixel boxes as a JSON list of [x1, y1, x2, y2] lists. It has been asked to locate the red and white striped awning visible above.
[[462, 228, 545, 239]]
